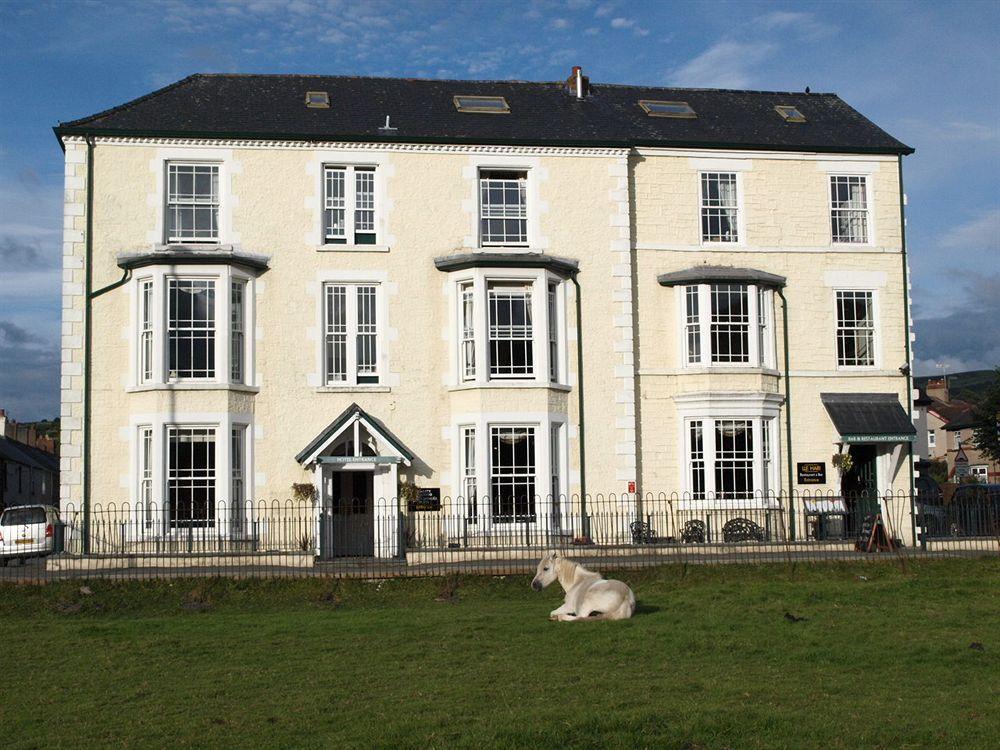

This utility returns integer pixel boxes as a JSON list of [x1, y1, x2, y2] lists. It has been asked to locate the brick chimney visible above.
[[926, 378, 950, 404], [565, 66, 590, 99]]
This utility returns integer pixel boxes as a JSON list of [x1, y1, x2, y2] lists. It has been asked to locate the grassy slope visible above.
[[915, 369, 998, 404], [1, 559, 998, 750]]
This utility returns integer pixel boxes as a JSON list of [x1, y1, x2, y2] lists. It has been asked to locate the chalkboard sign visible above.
[[797, 462, 826, 484], [854, 513, 897, 553], [408, 487, 441, 512]]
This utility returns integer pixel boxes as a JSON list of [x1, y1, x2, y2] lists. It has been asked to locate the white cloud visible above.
[[939, 208, 1000, 251], [551, 18, 570, 29], [595, 2, 614, 18], [668, 40, 776, 88], [583, 26, 599, 35], [756, 10, 834, 39]]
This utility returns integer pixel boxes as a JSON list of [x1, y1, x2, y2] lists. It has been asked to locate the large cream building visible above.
[[55, 70, 917, 555]]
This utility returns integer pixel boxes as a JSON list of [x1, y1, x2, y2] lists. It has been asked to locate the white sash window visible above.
[[830, 175, 870, 243], [700, 172, 739, 243], [683, 283, 774, 368], [323, 283, 381, 385], [836, 290, 877, 368], [480, 170, 528, 246], [324, 165, 378, 245], [166, 163, 219, 243]]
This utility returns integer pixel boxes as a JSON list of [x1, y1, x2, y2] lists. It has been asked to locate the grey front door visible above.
[[321, 470, 375, 558]]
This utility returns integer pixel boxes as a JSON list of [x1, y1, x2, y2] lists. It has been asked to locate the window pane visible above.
[[685, 285, 701, 364], [168, 279, 216, 379], [166, 163, 220, 242], [710, 284, 750, 363], [488, 283, 534, 378], [230, 280, 245, 384], [167, 426, 216, 528], [689, 420, 705, 499], [547, 283, 559, 382], [324, 167, 346, 240], [460, 283, 476, 380], [490, 426, 535, 523], [462, 426, 477, 522], [354, 167, 376, 239], [836, 290, 875, 366], [830, 176, 869, 243], [231, 425, 246, 532], [701, 173, 738, 242], [714, 419, 754, 500], [324, 284, 347, 383], [356, 285, 378, 378], [140, 280, 154, 383], [480, 170, 527, 245]]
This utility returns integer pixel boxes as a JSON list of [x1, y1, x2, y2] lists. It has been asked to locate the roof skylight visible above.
[[639, 100, 697, 118], [453, 95, 510, 113], [775, 105, 806, 122], [305, 91, 329, 108]]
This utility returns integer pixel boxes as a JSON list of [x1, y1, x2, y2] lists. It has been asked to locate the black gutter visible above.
[[776, 288, 795, 540], [570, 274, 587, 536], [898, 155, 918, 548], [51, 126, 915, 156], [82, 136, 94, 552]]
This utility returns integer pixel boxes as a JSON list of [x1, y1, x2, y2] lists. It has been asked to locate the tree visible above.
[[969, 367, 1000, 464]]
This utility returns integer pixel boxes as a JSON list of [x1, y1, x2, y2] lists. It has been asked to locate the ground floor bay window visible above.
[[674, 393, 783, 507], [454, 415, 567, 530], [133, 414, 251, 535]]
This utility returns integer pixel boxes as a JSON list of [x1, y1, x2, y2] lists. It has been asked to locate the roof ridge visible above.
[[58, 74, 203, 129], [187, 72, 838, 97]]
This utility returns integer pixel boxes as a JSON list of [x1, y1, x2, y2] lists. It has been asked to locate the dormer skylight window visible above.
[[305, 91, 330, 108], [775, 105, 806, 122], [454, 95, 510, 113], [639, 100, 697, 118]]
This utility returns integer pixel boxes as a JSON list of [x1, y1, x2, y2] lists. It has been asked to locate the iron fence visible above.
[[1, 490, 997, 582]]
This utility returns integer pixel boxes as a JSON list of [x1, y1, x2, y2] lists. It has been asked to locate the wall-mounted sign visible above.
[[839, 434, 915, 443], [797, 462, 826, 484], [318, 455, 400, 465], [408, 487, 441, 512]]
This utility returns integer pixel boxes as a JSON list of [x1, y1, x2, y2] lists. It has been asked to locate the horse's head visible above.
[[531, 552, 560, 591]]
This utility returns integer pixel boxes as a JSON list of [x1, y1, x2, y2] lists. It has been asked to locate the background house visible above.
[[919, 378, 998, 482], [0, 409, 60, 509]]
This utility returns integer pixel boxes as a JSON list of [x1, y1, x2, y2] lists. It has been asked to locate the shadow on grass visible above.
[[634, 603, 660, 616]]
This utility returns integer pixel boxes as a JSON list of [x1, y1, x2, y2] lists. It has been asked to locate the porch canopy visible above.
[[820, 393, 916, 444], [295, 403, 414, 467]]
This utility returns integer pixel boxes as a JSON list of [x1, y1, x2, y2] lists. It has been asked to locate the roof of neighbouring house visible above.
[[0, 436, 60, 473], [54, 73, 913, 155]]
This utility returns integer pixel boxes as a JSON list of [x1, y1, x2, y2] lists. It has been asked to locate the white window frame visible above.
[[129, 266, 255, 389], [674, 393, 784, 509], [322, 164, 380, 246], [321, 281, 383, 387], [829, 174, 872, 245], [130, 412, 252, 539], [969, 465, 989, 483], [680, 283, 775, 369], [479, 168, 529, 247], [164, 161, 221, 244], [699, 171, 743, 245], [927, 430, 936, 449], [447, 268, 567, 387], [450, 412, 567, 532], [834, 289, 879, 369]]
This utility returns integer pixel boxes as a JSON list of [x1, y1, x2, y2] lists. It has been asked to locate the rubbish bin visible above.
[[52, 520, 66, 554]]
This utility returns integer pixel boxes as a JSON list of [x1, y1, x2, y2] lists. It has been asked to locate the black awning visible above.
[[821, 393, 916, 443]]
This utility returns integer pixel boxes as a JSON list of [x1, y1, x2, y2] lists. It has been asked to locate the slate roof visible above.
[[821, 393, 916, 438], [55, 74, 913, 155], [657, 266, 787, 288], [0, 436, 60, 474], [295, 403, 415, 466]]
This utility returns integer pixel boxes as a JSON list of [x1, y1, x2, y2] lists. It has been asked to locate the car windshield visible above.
[[1, 507, 46, 526]]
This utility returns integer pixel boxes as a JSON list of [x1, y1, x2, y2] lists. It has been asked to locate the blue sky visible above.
[[0, 0, 997, 420]]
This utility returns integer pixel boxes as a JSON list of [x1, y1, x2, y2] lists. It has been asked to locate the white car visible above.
[[0, 504, 60, 565]]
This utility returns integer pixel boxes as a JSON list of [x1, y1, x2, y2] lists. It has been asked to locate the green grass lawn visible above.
[[1, 558, 998, 749]]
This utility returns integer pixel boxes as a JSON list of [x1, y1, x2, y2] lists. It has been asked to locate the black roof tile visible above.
[[55, 74, 913, 155]]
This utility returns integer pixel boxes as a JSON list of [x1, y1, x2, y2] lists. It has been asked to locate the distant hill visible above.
[[915, 369, 998, 404]]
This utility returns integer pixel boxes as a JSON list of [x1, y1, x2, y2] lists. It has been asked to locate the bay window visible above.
[[683, 283, 774, 368], [324, 165, 378, 245], [323, 282, 381, 386], [685, 416, 778, 503], [450, 269, 566, 386], [133, 415, 252, 535], [134, 267, 254, 388], [490, 426, 536, 523]]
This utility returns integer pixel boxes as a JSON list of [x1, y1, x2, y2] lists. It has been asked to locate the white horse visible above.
[[531, 552, 636, 621]]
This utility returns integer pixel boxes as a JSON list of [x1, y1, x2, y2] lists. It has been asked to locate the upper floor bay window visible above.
[[480, 170, 528, 246], [166, 162, 220, 243], [133, 267, 254, 388], [701, 172, 739, 243], [836, 290, 876, 367], [324, 165, 378, 245], [453, 270, 566, 386], [830, 175, 870, 243], [686, 416, 777, 502], [323, 282, 380, 386], [683, 283, 774, 368]]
